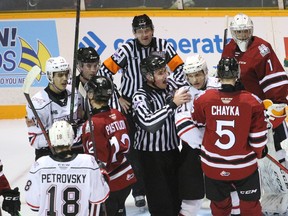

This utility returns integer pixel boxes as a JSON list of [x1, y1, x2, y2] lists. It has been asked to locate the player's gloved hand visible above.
[[96, 160, 110, 183], [263, 99, 287, 129], [2, 187, 21, 215], [261, 145, 268, 158]]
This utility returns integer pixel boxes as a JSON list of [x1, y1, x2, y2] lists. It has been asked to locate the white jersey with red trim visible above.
[[175, 77, 220, 149], [25, 154, 110, 216], [26, 84, 79, 149]]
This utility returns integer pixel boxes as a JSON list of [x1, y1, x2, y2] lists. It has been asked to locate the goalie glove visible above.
[[263, 99, 287, 129], [2, 187, 21, 216]]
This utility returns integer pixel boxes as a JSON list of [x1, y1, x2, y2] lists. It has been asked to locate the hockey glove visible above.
[[261, 145, 268, 158], [97, 160, 110, 183], [263, 99, 287, 129], [2, 187, 21, 216]]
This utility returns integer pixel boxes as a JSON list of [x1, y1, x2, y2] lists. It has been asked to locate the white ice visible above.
[[0, 119, 211, 216]]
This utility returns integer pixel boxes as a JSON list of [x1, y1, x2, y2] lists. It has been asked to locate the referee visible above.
[[98, 14, 187, 208], [132, 54, 191, 216]]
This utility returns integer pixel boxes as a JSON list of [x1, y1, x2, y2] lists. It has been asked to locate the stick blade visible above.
[[23, 65, 42, 94]]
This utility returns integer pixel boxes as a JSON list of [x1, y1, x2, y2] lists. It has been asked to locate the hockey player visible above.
[[132, 54, 191, 216], [175, 54, 219, 216], [76, 47, 120, 115], [76, 47, 100, 88], [222, 13, 288, 166], [0, 159, 20, 216], [25, 56, 81, 160], [82, 76, 137, 215], [192, 57, 268, 216], [25, 120, 110, 216], [98, 14, 187, 208]]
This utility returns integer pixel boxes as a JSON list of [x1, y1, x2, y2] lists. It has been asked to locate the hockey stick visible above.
[[69, 0, 81, 123], [85, 96, 108, 216], [266, 153, 288, 174], [23, 65, 55, 155], [85, 97, 98, 161], [223, 15, 229, 50]]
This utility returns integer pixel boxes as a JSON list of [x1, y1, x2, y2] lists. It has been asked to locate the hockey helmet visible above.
[[49, 120, 74, 147], [230, 13, 253, 52], [84, 76, 114, 101], [183, 54, 208, 75], [217, 57, 239, 79], [77, 47, 100, 63], [140, 55, 166, 81], [132, 14, 154, 32], [46, 56, 70, 84]]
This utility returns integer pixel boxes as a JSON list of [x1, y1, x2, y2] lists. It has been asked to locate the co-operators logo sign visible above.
[[79, 31, 226, 55]]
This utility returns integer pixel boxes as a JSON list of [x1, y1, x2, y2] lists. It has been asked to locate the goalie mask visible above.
[[46, 56, 70, 84], [132, 14, 154, 33], [49, 120, 74, 147], [77, 47, 100, 63], [230, 13, 253, 52], [217, 57, 240, 79], [140, 55, 166, 81], [84, 76, 114, 102]]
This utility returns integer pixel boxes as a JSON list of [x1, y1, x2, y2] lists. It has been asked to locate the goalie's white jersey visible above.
[[25, 154, 110, 216], [26, 84, 79, 149]]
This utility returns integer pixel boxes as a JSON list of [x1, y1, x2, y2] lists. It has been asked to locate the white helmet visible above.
[[46, 56, 70, 83], [49, 120, 74, 147], [183, 54, 208, 75], [230, 13, 253, 52]]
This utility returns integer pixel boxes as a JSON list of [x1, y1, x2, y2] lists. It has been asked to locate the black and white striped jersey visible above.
[[132, 82, 180, 152], [99, 37, 186, 102]]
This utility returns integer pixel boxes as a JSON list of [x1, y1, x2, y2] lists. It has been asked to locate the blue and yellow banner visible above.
[[0, 20, 59, 88]]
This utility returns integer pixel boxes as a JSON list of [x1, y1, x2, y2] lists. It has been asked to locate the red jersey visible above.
[[82, 108, 136, 191], [0, 159, 10, 195], [222, 36, 288, 103], [192, 89, 268, 181]]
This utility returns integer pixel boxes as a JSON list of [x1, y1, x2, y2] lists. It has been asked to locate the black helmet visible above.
[[77, 47, 100, 63], [132, 14, 154, 32], [140, 55, 166, 81], [217, 57, 239, 79], [84, 76, 114, 101]]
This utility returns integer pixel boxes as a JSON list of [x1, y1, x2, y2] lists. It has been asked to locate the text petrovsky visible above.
[[211, 105, 240, 116], [41, 174, 87, 183]]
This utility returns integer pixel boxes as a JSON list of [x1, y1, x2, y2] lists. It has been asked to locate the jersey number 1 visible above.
[[47, 185, 80, 216]]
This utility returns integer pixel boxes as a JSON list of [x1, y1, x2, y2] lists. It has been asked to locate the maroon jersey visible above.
[[0, 159, 10, 195], [222, 36, 288, 103], [192, 89, 268, 181], [82, 108, 136, 191]]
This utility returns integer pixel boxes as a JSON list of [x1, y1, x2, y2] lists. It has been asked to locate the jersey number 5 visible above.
[[215, 120, 235, 150]]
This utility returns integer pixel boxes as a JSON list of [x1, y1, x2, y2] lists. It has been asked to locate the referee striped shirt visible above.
[[132, 82, 180, 152], [99, 37, 186, 102]]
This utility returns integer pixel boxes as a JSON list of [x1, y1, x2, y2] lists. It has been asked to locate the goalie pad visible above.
[[258, 128, 288, 194], [258, 129, 288, 194], [261, 193, 288, 214], [263, 99, 287, 129]]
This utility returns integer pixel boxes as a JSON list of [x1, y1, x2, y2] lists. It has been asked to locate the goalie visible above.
[[222, 13, 288, 214], [222, 13, 288, 167]]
